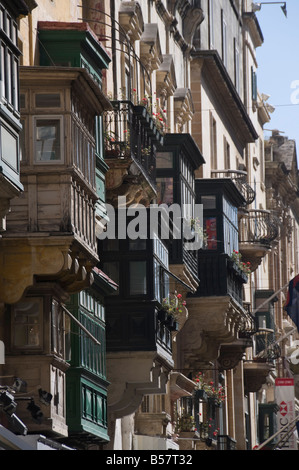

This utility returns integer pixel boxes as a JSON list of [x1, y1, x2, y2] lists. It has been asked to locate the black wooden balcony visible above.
[[211, 170, 255, 206], [105, 301, 173, 360], [103, 100, 164, 188], [195, 253, 247, 306]]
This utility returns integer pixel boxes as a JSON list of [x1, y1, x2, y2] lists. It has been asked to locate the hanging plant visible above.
[[161, 292, 186, 321], [193, 372, 226, 406], [230, 250, 251, 274]]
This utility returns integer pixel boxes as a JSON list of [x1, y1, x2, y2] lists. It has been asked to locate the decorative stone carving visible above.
[[174, 88, 194, 128], [105, 158, 156, 206], [156, 55, 177, 99], [179, 296, 246, 369], [140, 24, 163, 73], [218, 339, 252, 370], [243, 360, 275, 394], [0, 239, 96, 304], [107, 356, 171, 419], [119, 1, 144, 41], [169, 372, 196, 400]]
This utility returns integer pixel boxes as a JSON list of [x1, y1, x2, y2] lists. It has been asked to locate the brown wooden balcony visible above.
[[211, 170, 255, 206], [1, 67, 111, 303], [103, 100, 164, 204], [239, 209, 280, 270]]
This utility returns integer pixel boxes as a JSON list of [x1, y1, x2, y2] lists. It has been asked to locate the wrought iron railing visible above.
[[239, 302, 259, 338], [255, 328, 281, 362], [103, 100, 164, 187], [239, 209, 279, 246], [217, 434, 237, 450], [211, 169, 255, 205]]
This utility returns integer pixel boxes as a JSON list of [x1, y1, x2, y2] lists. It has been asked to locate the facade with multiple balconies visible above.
[[0, 0, 298, 451]]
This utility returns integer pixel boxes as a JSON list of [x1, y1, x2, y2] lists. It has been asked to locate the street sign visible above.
[[275, 378, 297, 450]]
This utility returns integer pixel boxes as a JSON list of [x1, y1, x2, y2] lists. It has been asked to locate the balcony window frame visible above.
[[33, 115, 64, 164], [0, 9, 20, 114], [0, 120, 19, 172], [51, 298, 69, 359], [11, 297, 44, 352]]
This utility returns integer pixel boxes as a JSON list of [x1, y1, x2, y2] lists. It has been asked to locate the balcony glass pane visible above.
[[1, 124, 17, 170], [129, 239, 147, 250], [0, 43, 5, 99], [154, 259, 161, 301], [156, 152, 173, 168], [129, 261, 147, 295], [204, 217, 217, 250], [201, 195, 216, 210], [156, 177, 173, 206], [13, 299, 42, 348], [35, 118, 62, 162]]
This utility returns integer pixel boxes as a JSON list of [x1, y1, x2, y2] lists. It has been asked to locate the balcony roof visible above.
[[38, 21, 111, 70], [243, 12, 264, 48], [191, 50, 258, 147], [162, 133, 205, 169], [196, 177, 246, 208], [20, 66, 112, 114]]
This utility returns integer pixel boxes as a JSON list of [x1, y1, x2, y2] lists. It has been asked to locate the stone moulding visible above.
[[107, 354, 172, 419], [179, 295, 247, 367], [0, 236, 97, 304]]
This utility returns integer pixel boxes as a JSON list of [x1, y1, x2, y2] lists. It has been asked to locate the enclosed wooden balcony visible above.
[[99, 235, 174, 419], [178, 177, 251, 367], [239, 209, 280, 270], [196, 253, 247, 306], [0, 67, 111, 304]]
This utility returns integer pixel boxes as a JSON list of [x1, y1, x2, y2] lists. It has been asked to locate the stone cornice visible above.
[[118, 1, 144, 41], [242, 12, 264, 48], [191, 50, 258, 146], [140, 23, 163, 72]]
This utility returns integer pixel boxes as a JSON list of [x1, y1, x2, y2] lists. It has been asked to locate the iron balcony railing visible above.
[[217, 434, 237, 450], [211, 169, 256, 205], [239, 209, 280, 246], [103, 100, 164, 187], [239, 302, 259, 338]]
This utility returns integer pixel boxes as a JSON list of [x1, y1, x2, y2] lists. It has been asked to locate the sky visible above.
[[255, 0, 299, 156]]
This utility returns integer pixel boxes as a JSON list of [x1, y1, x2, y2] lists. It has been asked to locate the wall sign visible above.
[[275, 378, 297, 450]]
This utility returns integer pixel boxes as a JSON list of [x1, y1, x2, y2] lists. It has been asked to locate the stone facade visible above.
[[0, 0, 298, 451]]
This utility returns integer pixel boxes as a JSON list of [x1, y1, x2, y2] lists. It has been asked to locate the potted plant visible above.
[[193, 372, 226, 406], [161, 292, 186, 329], [229, 250, 251, 276]]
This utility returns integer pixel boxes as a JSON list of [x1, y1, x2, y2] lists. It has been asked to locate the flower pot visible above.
[[166, 315, 174, 327], [157, 309, 168, 323]]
